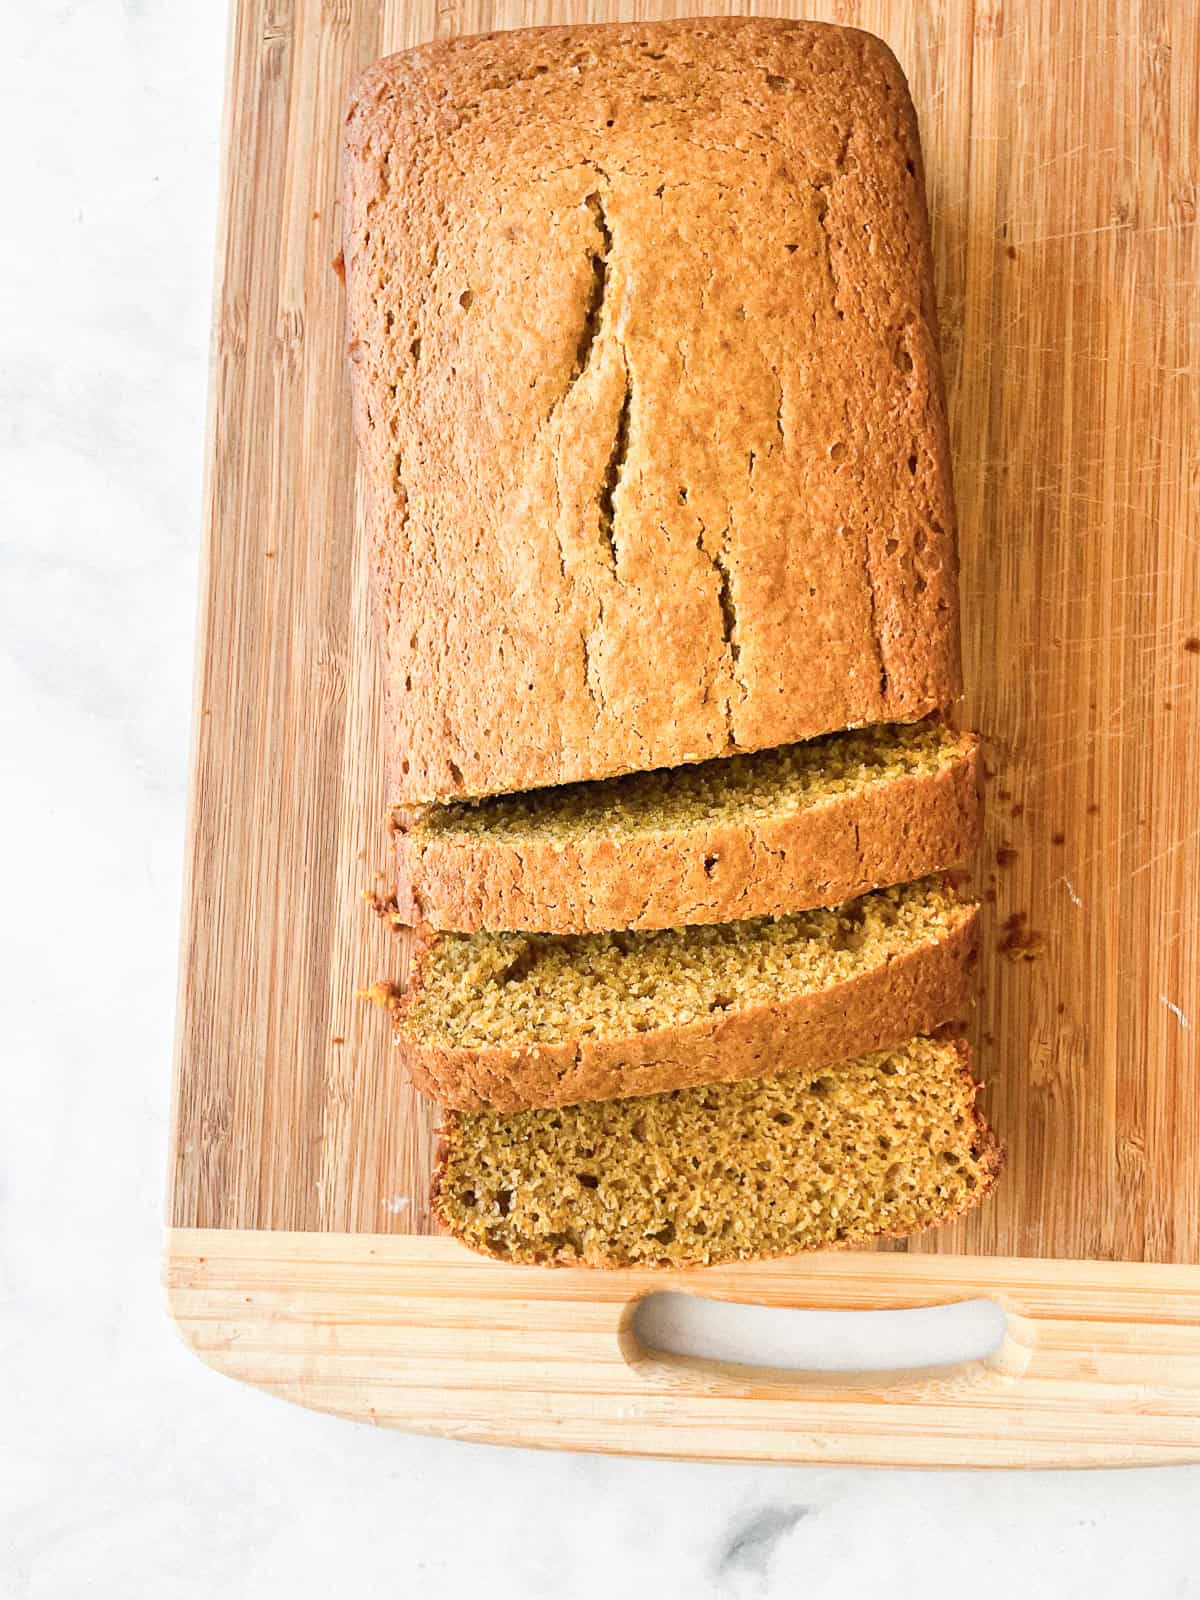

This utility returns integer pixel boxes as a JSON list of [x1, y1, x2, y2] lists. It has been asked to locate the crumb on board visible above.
[[999, 912, 1046, 962], [1051, 831, 1066, 846], [996, 845, 1018, 867], [357, 980, 403, 1009], [364, 883, 408, 929]]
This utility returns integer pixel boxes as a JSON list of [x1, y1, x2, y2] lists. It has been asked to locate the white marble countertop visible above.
[[4, 6, 1200, 1597]]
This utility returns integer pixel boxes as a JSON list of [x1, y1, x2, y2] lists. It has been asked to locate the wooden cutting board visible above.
[[165, 0, 1200, 1464]]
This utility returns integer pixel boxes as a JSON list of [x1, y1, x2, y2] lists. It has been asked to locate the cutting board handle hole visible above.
[[626, 1291, 1012, 1387]]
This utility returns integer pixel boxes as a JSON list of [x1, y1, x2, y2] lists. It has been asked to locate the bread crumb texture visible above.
[[394, 719, 981, 931], [401, 876, 969, 1048], [411, 719, 967, 845], [343, 18, 962, 802], [434, 1035, 1002, 1267]]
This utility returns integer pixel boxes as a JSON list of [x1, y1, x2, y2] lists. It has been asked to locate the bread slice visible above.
[[343, 20, 961, 804], [433, 1035, 1001, 1267], [390, 877, 977, 1110], [394, 720, 979, 933]]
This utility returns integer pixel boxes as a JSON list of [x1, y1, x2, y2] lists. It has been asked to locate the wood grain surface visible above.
[[171, 0, 1200, 1273], [165, 1231, 1200, 1466]]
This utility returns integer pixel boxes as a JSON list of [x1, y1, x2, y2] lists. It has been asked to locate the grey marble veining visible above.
[[3, 6, 1200, 1597]]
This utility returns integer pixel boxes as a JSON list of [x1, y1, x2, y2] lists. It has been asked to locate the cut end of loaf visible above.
[[433, 1036, 1002, 1268]]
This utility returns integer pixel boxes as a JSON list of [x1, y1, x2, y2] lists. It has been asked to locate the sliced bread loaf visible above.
[[394, 720, 979, 933], [390, 877, 978, 1110], [434, 1035, 1002, 1267]]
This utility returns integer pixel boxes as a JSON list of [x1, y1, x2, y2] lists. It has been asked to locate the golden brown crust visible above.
[[396, 906, 978, 1109], [396, 737, 980, 932], [342, 19, 961, 803], [431, 1036, 1003, 1268]]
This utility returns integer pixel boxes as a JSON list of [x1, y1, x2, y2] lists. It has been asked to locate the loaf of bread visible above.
[[395, 720, 979, 932], [342, 18, 961, 804], [434, 1035, 1001, 1267], [389, 878, 977, 1109]]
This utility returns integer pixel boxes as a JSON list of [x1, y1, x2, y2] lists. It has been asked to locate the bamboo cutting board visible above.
[[166, 0, 1200, 1464]]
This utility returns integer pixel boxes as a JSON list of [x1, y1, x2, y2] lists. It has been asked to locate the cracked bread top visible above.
[[342, 18, 961, 804]]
